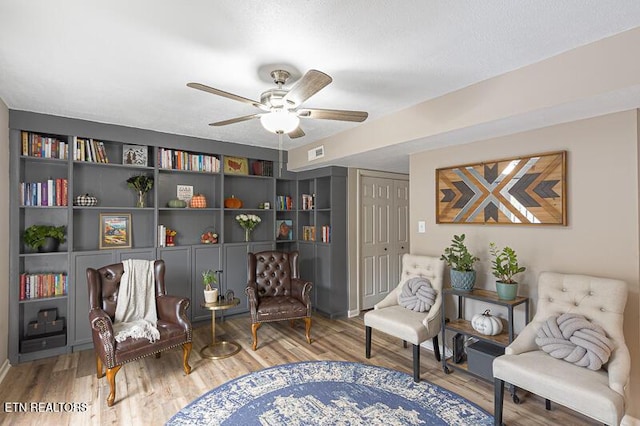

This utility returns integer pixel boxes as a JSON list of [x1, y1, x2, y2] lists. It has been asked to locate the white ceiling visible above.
[[2, 1, 640, 172]]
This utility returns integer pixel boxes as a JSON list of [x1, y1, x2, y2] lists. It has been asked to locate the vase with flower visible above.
[[235, 214, 261, 242]]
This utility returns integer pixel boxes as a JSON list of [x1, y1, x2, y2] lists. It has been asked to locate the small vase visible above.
[[244, 228, 251, 242], [137, 191, 145, 208]]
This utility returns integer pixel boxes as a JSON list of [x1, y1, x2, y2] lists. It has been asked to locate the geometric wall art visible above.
[[436, 151, 566, 225]]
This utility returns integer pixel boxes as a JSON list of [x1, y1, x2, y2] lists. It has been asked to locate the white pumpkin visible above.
[[471, 309, 503, 336]]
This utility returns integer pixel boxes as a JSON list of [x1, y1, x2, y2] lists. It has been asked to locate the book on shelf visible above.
[[73, 137, 109, 163], [21, 132, 68, 159], [20, 178, 68, 206], [301, 194, 314, 210], [158, 148, 220, 172], [302, 226, 316, 241], [321, 225, 331, 243], [19, 273, 67, 300], [157, 225, 166, 247], [276, 195, 293, 210]]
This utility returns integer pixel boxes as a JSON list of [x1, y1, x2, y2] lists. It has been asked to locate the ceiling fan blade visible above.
[[209, 114, 261, 127], [297, 108, 368, 122], [282, 70, 332, 107], [187, 82, 265, 109], [288, 127, 306, 139]]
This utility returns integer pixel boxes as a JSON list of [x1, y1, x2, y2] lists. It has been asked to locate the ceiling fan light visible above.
[[260, 109, 300, 134]]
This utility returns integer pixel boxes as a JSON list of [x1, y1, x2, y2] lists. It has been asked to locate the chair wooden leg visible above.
[[289, 319, 295, 328], [494, 378, 505, 426], [403, 340, 407, 348], [365, 326, 372, 358], [545, 399, 551, 410], [432, 335, 441, 362], [304, 317, 312, 344], [105, 365, 122, 407], [96, 354, 104, 379], [251, 322, 262, 351], [182, 342, 192, 375], [412, 344, 420, 382]]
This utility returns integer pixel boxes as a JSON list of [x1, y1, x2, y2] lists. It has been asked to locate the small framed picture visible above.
[[276, 219, 293, 240], [99, 213, 132, 249], [122, 144, 148, 166], [177, 185, 194, 202], [223, 156, 249, 175]]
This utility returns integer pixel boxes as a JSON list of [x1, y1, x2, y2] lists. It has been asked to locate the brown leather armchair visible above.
[[86, 260, 192, 406], [245, 251, 313, 350]]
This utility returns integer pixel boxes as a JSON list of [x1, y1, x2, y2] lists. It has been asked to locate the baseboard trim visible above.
[[347, 309, 360, 318], [420, 338, 453, 358], [0, 358, 11, 384]]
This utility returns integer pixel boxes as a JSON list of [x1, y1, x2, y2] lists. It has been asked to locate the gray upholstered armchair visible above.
[[364, 254, 445, 382], [493, 272, 630, 425], [245, 251, 313, 351]]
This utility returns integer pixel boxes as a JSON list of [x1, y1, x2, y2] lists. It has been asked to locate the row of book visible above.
[[19, 273, 68, 301], [276, 195, 294, 210], [302, 226, 316, 241], [20, 178, 68, 206], [158, 148, 220, 172], [301, 225, 331, 242], [157, 225, 171, 247], [301, 193, 315, 210], [73, 137, 110, 163], [21, 132, 69, 159]]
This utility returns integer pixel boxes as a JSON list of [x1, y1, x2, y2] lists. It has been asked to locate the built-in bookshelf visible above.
[[9, 111, 348, 364]]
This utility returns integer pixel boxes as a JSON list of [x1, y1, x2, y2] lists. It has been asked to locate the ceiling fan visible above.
[[187, 69, 368, 138]]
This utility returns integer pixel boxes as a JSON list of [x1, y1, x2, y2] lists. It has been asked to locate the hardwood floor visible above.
[[0, 313, 597, 425]]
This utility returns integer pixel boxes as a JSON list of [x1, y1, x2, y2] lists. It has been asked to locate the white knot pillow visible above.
[[397, 277, 436, 312], [535, 313, 614, 370]]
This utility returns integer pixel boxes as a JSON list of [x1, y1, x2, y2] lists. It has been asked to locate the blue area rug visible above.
[[167, 361, 493, 425]]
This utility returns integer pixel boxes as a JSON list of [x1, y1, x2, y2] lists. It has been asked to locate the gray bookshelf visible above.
[[8, 110, 348, 363]]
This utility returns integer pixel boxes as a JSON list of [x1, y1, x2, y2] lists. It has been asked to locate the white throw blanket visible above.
[[113, 259, 160, 343], [535, 313, 613, 370], [397, 277, 436, 312]]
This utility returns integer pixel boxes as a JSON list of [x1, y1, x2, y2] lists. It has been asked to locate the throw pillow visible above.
[[397, 277, 436, 312], [535, 313, 614, 370]]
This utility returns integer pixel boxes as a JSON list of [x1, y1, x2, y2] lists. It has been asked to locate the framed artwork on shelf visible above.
[[223, 156, 249, 175], [276, 220, 293, 240], [99, 213, 132, 249], [436, 151, 566, 225], [176, 184, 194, 202], [122, 144, 148, 166]]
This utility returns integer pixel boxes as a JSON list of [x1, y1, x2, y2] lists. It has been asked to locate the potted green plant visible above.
[[202, 269, 219, 303], [126, 174, 154, 207], [440, 234, 480, 291], [489, 242, 526, 300], [23, 225, 66, 252]]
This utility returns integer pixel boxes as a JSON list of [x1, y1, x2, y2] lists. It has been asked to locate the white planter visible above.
[[204, 288, 219, 303]]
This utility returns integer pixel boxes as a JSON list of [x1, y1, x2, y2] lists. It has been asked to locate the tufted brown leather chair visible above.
[[86, 260, 192, 406], [245, 251, 313, 350]]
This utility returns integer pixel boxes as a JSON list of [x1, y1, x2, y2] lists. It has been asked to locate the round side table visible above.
[[200, 297, 241, 359]]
